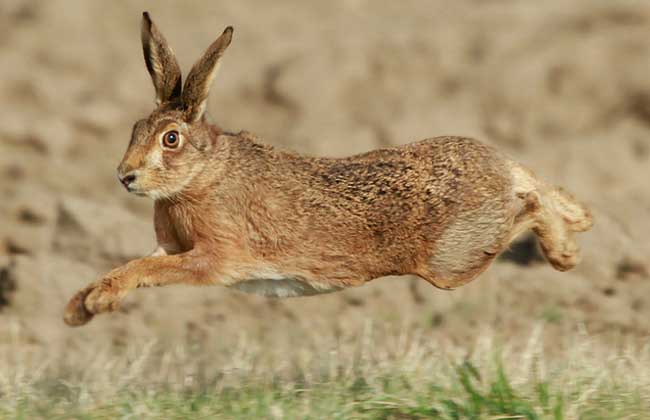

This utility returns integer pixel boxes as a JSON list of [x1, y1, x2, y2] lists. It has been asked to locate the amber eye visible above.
[[162, 130, 180, 148]]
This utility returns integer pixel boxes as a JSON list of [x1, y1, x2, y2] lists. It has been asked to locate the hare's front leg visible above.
[[63, 251, 215, 326]]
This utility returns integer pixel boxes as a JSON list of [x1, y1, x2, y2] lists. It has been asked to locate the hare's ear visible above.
[[182, 26, 233, 122], [141, 12, 182, 105]]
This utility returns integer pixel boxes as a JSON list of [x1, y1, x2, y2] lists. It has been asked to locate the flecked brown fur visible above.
[[63, 13, 593, 326]]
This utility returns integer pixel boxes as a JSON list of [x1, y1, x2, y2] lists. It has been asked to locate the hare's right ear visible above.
[[182, 26, 233, 123], [141, 12, 182, 105]]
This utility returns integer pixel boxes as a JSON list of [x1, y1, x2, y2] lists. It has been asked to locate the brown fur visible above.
[[63, 13, 593, 326], [141, 12, 182, 104]]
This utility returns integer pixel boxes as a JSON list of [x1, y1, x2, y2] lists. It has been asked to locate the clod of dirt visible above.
[[3, 164, 25, 179], [0, 186, 57, 255], [408, 277, 425, 305], [53, 195, 153, 265], [9, 1, 40, 23], [17, 207, 46, 224], [21, 135, 48, 155], [3, 238, 30, 255], [631, 138, 649, 161], [344, 296, 364, 307], [429, 312, 445, 328], [0, 257, 17, 310], [626, 91, 650, 127], [616, 258, 649, 280]]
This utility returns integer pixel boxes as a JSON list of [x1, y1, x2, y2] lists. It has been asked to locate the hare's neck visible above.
[[175, 131, 311, 206]]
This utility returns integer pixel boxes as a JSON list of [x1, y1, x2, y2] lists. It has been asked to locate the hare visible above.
[[63, 12, 593, 326]]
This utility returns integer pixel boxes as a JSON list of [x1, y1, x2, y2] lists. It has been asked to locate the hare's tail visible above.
[[511, 163, 593, 271]]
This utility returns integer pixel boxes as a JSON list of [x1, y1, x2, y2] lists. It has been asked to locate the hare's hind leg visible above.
[[511, 165, 592, 272], [418, 202, 517, 290]]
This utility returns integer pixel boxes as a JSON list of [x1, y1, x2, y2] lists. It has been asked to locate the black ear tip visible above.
[[142, 11, 151, 22], [225, 26, 234, 34]]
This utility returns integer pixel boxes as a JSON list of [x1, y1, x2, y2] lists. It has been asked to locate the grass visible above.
[[1, 323, 649, 419]]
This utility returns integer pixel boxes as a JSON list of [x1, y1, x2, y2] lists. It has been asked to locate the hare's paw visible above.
[[63, 285, 96, 327], [84, 276, 128, 315], [541, 238, 581, 272]]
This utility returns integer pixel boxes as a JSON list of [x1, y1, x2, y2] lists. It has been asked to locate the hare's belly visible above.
[[226, 271, 342, 298]]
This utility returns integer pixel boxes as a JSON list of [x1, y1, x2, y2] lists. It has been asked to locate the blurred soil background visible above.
[[1, 0, 650, 370]]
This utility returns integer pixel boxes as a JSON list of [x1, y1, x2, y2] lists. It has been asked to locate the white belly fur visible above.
[[228, 276, 341, 298]]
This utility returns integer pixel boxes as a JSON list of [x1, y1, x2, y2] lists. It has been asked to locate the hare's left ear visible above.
[[182, 26, 233, 122], [141, 12, 182, 105]]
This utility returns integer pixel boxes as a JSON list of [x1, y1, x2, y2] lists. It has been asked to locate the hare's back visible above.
[[412, 136, 513, 203], [312, 136, 514, 224], [346, 135, 513, 205], [311, 135, 515, 248]]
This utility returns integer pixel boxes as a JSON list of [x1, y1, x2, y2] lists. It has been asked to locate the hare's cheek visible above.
[[145, 148, 165, 170], [161, 151, 190, 172]]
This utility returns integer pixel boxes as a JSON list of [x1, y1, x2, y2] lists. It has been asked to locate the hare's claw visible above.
[[63, 285, 95, 327], [84, 277, 126, 315]]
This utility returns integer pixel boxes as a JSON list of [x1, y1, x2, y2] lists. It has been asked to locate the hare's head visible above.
[[117, 12, 232, 200]]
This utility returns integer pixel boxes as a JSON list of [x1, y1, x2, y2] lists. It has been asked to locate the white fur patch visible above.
[[146, 189, 170, 201], [229, 278, 329, 298], [508, 161, 537, 195], [226, 269, 341, 298], [146, 147, 164, 168]]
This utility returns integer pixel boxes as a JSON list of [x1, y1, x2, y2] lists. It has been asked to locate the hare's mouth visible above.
[[122, 182, 149, 197], [124, 181, 167, 199], [128, 184, 150, 197], [122, 182, 147, 196], [125, 187, 148, 197], [128, 183, 168, 200]]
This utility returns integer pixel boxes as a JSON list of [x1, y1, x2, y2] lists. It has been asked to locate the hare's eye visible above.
[[162, 130, 180, 148]]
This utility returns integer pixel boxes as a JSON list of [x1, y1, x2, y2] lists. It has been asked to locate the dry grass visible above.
[[1, 321, 649, 419]]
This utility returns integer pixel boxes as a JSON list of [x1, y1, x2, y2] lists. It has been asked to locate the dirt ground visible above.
[[1, 0, 650, 355]]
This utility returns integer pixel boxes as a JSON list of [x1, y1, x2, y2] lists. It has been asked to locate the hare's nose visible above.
[[118, 172, 137, 189]]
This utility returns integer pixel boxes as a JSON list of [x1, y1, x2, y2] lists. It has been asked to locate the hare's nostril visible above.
[[119, 173, 137, 189]]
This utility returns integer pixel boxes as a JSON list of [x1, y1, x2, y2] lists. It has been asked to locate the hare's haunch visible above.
[[63, 12, 593, 327]]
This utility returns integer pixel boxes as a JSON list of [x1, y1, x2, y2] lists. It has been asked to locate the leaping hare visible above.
[[63, 12, 593, 326]]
